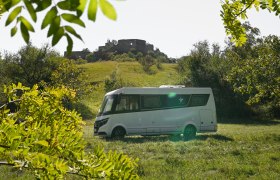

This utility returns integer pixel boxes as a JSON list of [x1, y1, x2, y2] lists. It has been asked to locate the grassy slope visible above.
[[78, 61, 181, 117], [83, 120, 280, 179]]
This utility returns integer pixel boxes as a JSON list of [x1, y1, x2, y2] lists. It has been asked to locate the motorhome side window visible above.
[[115, 95, 139, 112], [189, 94, 210, 107], [166, 95, 190, 108], [141, 95, 162, 110]]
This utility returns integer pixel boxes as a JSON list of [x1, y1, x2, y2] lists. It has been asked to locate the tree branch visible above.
[[235, 0, 255, 17], [0, 99, 21, 109], [0, 161, 14, 166]]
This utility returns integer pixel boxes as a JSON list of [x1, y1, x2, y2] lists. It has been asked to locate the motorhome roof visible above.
[[105, 87, 212, 96]]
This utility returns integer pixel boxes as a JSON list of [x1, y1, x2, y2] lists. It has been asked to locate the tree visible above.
[[225, 22, 262, 59], [221, 0, 280, 46], [1, 44, 60, 87], [0, 83, 139, 179], [226, 35, 280, 117], [178, 41, 250, 117], [0, 0, 117, 53]]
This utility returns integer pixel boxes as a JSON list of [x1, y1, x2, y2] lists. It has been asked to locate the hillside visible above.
[[78, 61, 181, 118]]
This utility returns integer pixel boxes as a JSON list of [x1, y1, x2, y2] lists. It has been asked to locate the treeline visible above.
[[0, 44, 92, 119], [1, 23, 279, 119], [177, 23, 280, 119]]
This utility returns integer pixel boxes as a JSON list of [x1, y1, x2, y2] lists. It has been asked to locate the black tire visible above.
[[111, 126, 126, 139], [183, 125, 196, 141]]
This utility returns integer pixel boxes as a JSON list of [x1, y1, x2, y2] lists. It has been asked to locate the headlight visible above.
[[95, 118, 109, 128]]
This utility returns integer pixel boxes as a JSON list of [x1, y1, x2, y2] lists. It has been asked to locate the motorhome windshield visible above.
[[98, 95, 115, 116]]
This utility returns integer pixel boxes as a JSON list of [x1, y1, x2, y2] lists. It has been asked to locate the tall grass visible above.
[[1, 120, 279, 179], [84, 120, 280, 179]]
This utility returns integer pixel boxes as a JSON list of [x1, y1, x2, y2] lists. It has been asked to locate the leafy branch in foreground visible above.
[[221, 0, 280, 46], [0, 0, 117, 54], [0, 83, 139, 179]]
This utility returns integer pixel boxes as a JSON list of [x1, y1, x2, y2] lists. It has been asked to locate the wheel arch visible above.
[[182, 122, 198, 133], [110, 125, 127, 136]]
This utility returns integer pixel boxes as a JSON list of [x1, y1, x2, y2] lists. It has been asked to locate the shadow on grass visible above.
[[196, 134, 234, 141], [104, 133, 233, 143], [218, 118, 280, 125]]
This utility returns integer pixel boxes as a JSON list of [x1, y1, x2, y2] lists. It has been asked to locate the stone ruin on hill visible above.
[[112, 39, 154, 54], [64, 39, 154, 60]]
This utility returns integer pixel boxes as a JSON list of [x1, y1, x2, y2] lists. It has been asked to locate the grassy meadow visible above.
[[2, 119, 279, 179], [83, 120, 280, 179], [79, 62, 279, 179], [1, 61, 279, 179]]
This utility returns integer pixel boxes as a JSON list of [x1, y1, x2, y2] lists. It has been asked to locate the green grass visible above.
[[1, 61, 279, 179], [83, 119, 280, 179], [1, 120, 279, 179], [78, 61, 181, 117], [78, 61, 279, 178]]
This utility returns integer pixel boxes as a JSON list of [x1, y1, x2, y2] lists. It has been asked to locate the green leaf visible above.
[[77, 0, 87, 17], [23, 0, 36, 22], [41, 7, 58, 29], [99, 0, 117, 20], [18, 16, 34, 32], [66, 34, 73, 54], [3, 0, 21, 11], [35, 140, 49, 147], [47, 16, 60, 37], [64, 25, 83, 41], [57, 0, 80, 11], [52, 27, 64, 46], [12, 0, 21, 6], [88, 0, 98, 21], [36, 0, 51, 11], [5, 6, 22, 26], [57, 1, 71, 10], [20, 22, 29, 43], [11, 26, 17, 36], [61, 13, 85, 27]]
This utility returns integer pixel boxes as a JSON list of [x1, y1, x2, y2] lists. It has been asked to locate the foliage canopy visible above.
[[0, 0, 117, 53], [0, 83, 139, 179], [221, 0, 280, 46]]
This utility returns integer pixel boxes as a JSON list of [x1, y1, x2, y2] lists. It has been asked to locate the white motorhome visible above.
[[94, 86, 217, 139]]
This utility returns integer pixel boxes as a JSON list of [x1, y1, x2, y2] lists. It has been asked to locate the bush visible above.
[[75, 58, 88, 64], [112, 53, 137, 62], [104, 70, 136, 92], [139, 55, 155, 73], [0, 83, 139, 179]]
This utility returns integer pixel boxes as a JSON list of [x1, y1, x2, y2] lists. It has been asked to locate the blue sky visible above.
[[0, 0, 280, 58]]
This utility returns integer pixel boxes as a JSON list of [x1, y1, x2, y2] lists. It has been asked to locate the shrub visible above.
[[75, 58, 88, 64], [0, 83, 139, 179], [139, 55, 155, 73], [104, 70, 136, 92], [112, 53, 137, 62]]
